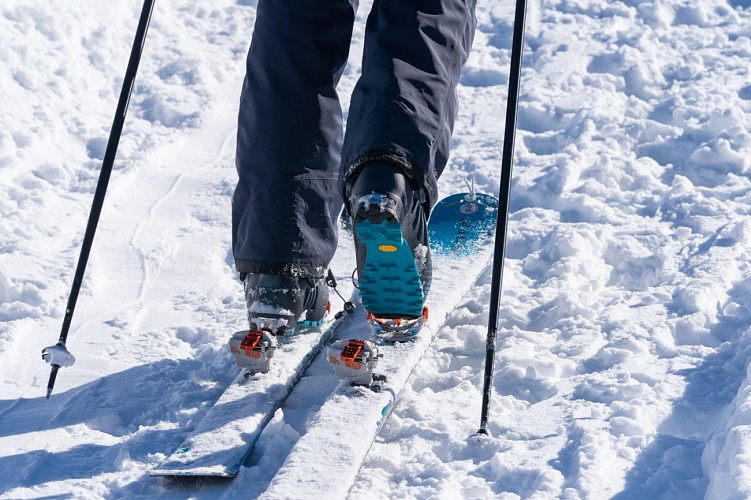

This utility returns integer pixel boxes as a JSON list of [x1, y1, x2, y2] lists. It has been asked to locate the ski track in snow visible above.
[[2, 0, 751, 498]]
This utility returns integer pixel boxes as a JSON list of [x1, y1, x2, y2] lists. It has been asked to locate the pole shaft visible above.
[[478, 0, 527, 434], [46, 0, 156, 397]]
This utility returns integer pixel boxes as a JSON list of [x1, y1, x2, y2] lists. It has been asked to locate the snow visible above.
[[1, 0, 751, 498], [41, 343, 76, 368]]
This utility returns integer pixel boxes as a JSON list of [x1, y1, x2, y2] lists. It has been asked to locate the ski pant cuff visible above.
[[234, 260, 327, 279], [340, 96, 439, 213]]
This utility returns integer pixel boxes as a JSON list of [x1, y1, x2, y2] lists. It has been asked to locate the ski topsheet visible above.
[[260, 232, 494, 497], [150, 292, 358, 477]]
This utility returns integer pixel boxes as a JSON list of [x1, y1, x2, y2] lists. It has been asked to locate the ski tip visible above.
[[149, 469, 238, 478]]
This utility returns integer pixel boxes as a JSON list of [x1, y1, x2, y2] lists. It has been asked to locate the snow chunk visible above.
[[0, 130, 17, 168], [41, 343, 76, 367]]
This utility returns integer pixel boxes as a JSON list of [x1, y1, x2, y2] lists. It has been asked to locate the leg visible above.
[[340, 0, 478, 211], [341, 0, 477, 320], [232, 0, 357, 275]]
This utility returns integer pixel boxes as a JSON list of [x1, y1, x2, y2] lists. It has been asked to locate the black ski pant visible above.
[[232, 0, 477, 274]]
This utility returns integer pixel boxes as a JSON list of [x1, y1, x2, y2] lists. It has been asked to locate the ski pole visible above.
[[477, 0, 527, 436], [42, 0, 156, 399]]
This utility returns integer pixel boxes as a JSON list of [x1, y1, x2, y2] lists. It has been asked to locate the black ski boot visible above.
[[243, 269, 330, 336], [347, 162, 432, 320]]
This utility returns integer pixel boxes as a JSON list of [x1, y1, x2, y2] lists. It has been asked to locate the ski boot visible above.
[[229, 268, 330, 374], [347, 162, 432, 340]]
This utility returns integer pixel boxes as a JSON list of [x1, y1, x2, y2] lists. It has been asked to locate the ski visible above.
[[150, 290, 358, 477], [259, 191, 497, 497]]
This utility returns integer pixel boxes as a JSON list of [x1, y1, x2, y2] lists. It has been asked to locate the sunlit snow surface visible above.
[[2, 0, 751, 498]]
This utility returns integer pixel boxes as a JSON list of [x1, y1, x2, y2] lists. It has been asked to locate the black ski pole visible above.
[[42, 0, 156, 399], [477, 0, 527, 436]]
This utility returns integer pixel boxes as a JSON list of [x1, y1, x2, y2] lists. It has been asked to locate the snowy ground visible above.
[[2, 0, 751, 498]]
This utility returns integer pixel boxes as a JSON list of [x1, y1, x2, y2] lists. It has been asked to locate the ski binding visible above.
[[229, 329, 278, 375], [366, 306, 429, 342], [328, 338, 383, 389]]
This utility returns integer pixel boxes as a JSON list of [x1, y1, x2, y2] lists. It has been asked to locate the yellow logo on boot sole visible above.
[[378, 244, 398, 252]]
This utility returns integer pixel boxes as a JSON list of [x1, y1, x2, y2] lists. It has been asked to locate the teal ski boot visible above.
[[347, 163, 431, 339]]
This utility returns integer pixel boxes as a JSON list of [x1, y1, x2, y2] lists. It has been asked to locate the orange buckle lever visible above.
[[366, 312, 398, 323], [240, 331, 263, 354], [340, 339, 364, 362], [367, 308, 429, 322]]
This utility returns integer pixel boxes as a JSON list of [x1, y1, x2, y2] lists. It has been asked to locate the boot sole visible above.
[[355, 218, 424, 318]]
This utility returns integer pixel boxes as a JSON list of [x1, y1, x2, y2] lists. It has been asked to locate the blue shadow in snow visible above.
[[614, 278, 751, 498]]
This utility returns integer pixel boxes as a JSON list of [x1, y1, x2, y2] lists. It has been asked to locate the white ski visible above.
[[260, 245, 493, 497], [150, 293, 358, 477]]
